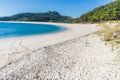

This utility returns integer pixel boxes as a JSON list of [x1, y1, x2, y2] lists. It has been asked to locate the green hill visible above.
[[1, 0, 120, 23], [75, 0, 120, 23], [0, 11, 73, 23]]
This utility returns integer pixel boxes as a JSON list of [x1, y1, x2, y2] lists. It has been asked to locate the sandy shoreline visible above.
[[0, 22, 120, 80], [0, 22, 98, 69]]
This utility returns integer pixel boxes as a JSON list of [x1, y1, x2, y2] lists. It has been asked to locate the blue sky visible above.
[[0, 0, 115, 18]]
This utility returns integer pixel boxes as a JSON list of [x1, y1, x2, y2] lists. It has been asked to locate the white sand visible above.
[[0, 22, 120, 80], [0, 22, 98, 68]]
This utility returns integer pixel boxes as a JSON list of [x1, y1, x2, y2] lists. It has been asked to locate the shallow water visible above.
[[0, 22, 65, 38]]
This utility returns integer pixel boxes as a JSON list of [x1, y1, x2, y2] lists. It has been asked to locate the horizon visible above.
[[0, 0, 115, 18]]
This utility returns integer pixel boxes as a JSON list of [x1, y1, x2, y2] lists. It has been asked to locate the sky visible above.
[[0, 0, 115, 18]]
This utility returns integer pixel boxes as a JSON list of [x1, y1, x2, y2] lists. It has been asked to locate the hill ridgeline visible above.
[[75, 0, 120, 23], [0, 0, 120, 23], [0, 11, 73, 23]]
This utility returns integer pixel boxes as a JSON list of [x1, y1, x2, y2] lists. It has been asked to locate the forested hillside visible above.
[[75, 0, 120, 23], [0, 0, 120, 23], [0, 11, 73, 23]]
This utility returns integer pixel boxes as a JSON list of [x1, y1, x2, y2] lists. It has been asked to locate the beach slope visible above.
[[1, 22, 119, 80]]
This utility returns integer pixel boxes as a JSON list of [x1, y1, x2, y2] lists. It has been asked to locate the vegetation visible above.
[[0, 11, 74, 23], [97, 21, 120, 51], [97, 21, 120, 61], [0, 0, 120, 23], [75, 0, 120, 23]]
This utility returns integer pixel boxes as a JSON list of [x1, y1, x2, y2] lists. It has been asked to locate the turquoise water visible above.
[[0, 22, 66, 38]]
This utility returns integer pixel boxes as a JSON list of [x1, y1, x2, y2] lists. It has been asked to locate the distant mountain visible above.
[[1, 0, 120, 23], [0, 11, 74, 23], [75, 0, 120, 23]]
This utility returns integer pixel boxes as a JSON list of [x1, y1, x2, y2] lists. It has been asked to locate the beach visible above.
[[0, 22, 120, 80], [0, 22, 98, 68]]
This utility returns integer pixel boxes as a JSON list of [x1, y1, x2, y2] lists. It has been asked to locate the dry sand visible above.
[[0, 22, 98, 68], [0, 22, 120, 80]]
